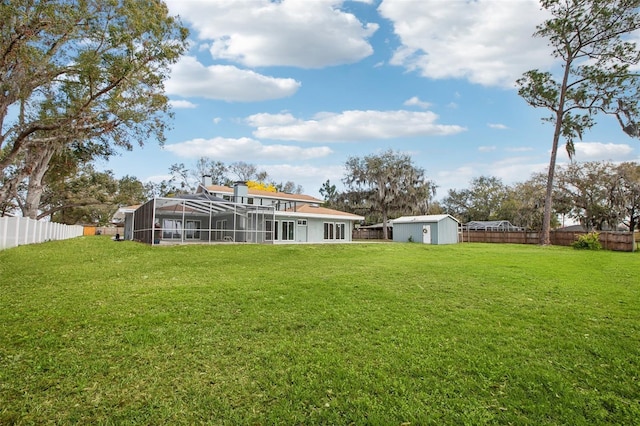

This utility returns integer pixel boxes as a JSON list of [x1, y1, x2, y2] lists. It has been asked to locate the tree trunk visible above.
[[382, 210, 388, 240], [540, 121, 562, 245], [22, 146, 56, 219], [541, 63, 571, 245]]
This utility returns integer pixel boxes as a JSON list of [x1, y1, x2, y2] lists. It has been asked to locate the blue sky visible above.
[[99, 0, 640, 199]]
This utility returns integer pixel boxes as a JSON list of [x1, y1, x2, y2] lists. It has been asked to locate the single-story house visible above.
[[391, 214, 460, 245], [120, 179, 364, 245]]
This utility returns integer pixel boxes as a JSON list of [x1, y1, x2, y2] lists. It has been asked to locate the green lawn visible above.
[[1, 237, 639, 425]]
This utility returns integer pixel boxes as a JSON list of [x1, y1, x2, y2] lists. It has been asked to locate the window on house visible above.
[[281, 220, 295, 241], [297, 219, 307, 226], [324, 222, 334, 240], [185, 220, 200, 239], [215, 219, 227, 241], [266, 220, 273, 241], [162, 219, 182, 239], [324, 222, 346, 240]]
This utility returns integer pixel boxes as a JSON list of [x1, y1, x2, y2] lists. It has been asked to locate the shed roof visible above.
[[392, 214, 460, 224]]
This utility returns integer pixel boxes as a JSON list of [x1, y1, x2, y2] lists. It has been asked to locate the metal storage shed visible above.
[[391, 214, 460, 245]]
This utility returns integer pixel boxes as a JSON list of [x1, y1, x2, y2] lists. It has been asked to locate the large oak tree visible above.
[[343, 150, 436, 240], [0, 0, 188, 218]]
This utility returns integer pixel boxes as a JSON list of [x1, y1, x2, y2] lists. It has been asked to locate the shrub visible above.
[[572, 232, 602, 250]]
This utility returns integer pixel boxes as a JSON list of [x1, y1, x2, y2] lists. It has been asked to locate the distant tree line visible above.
[[145, 158, 304, 198], [321, 156, 640, 236], [322, 150, 438, 240], [439, 162, 640, 232]]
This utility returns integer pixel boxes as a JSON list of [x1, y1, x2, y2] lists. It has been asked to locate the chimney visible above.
[[202, 175, 212, 187], [233, 181, 248, 202]]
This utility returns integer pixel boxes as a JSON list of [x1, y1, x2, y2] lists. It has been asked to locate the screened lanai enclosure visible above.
[[132, 195, 275, 245]]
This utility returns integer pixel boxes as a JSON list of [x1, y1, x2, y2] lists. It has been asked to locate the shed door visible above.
[[422, 225, 432, 244]]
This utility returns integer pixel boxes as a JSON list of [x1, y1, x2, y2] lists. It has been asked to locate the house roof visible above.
[[392, 214, 460, 224], [204, 184, 324, 203], [176, 192, 227, 203], [112, 204, 142, 222], [280, 204, 364, 221]]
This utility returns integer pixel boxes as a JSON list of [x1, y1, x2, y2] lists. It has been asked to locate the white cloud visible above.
[[403, 96, 432, 109], [246, 113, 298, 127], [435, 166, 476, 196], [569, 142, 635, 161], [166, 0, 378, 68], [434, 156, 548, 198], [247, 110, 466, 142], [488, 123, 508, 130], [489, 157, 548, 183], [169, 99, 198, 109], [378, 0, 553, 87], [164, 137, 332, 161], [212, 117, 222, 124], [478, 146, 497, 152], [166, 56, 301, 102]]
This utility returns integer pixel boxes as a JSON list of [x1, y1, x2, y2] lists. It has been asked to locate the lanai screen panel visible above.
[[132, 199, 156, 244], [133, 197, 275, 245]]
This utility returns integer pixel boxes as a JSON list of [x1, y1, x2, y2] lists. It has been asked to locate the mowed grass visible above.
[[0, 237, 639, 425]]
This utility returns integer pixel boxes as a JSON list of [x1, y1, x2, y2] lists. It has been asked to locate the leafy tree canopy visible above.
[[41, 164, 147, 225], [342, 149, 436, 239], [517, 0, 640, 244], [0, 0, 189, 218], [147, 158, 304, 197]]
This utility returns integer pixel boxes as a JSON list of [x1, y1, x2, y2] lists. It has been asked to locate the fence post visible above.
[[9, 217, 17, 249], [14, 217, 21, 247], [30, 219, 36, 243], [0, 217, 6, 250]]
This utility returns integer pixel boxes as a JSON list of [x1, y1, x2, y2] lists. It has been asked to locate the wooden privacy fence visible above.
[[353, 228, 392, 240], [0, 217, 84, 250], [82, 226, 124, 236], [460, 229, 638, 252]]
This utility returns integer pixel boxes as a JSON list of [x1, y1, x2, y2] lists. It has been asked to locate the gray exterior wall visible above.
[[124, 212, 134, 240], [273, 216, 354, 243], [392, 217, 459, 245], [435, 217, 460, 244], [393, 222, 430, 243]]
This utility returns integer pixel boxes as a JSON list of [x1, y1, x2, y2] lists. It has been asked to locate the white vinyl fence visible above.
[[0, 217, 84, 250]]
